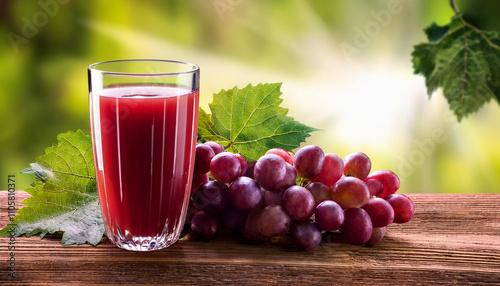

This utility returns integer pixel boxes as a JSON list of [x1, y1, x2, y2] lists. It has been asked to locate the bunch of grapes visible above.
[[188, 142, 415, 251]]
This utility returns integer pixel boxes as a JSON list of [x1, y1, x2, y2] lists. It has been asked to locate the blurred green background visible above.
[[1, 0, 499, 193]]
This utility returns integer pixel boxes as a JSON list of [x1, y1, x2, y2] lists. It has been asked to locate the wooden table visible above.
[[0, 192, 499, 285]]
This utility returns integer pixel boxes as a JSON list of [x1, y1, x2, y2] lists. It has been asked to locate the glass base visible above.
[[107, 227, 181, 251]]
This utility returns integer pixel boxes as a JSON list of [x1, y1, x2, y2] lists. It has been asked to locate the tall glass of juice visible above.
[[88, 60, 200, 251]]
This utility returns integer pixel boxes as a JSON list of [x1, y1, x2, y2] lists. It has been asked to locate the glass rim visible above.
[[88, 59, 200, 76]]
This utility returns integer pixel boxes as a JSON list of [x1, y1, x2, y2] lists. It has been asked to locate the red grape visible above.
[[242, 161, 256, 179], [243, 201, 267, 244], [341, 208, 373, 245], [315, 200, 344, 231], [283, 163, 297, 190], [266, 148, 293, 165], [290, 220, 322, 251], [194, 144, 215, 174], [191, 172, 209, 198], [385, 194, 414, 223], [366, 226, 386, 245], [205, 141, 224, 155], [306, 182, 333, 207], [232, 153, 247, 176], [257, 205, 292, 237], [362, 197, 394, 227], [264, 190, 284, 206], [191, 211, 218, 239], [293, 145, 325, 179], [186, 200, 201, 222], [343, 152, 371, 180], [282, 185, 315, 221], [210, 152, 242, 183], [311, 153, 344, 187], [332, 176, 370, 209], [366, 170, 400, 199], [254, 154, 287, 192], [228, 176, 263, 212], [365, 178, 384, 197], [193, 180, 228, 214]]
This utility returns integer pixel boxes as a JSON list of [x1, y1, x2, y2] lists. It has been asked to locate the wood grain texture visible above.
[[0, 192, 499, 285]]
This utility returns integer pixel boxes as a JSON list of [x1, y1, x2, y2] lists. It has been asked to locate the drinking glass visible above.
[[88, 59, 200, 251]]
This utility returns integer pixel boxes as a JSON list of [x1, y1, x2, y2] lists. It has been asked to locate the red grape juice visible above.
[[91, 85, 199, 250]]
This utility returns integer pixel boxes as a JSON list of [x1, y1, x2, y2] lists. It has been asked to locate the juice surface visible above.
[[93, 86, 199, 239]]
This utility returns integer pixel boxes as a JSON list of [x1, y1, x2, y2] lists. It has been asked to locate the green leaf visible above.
[[412, 14, 500, 121], [0, 130, 104, 246], [198, 83, 318, 161]]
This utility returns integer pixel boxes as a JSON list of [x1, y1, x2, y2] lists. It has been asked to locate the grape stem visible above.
[[299, 177, 304, 186], [298, 177, 310, 187], [449, 0, 460, 14]]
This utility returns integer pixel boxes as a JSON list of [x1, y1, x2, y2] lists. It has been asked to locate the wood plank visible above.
[[0, 193, 499, 285]]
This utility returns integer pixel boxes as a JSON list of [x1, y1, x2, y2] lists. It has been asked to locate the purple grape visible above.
[[341, 208, 373, 245], [366, 227, 386, 245], [233, 153, 247, 176], [191, 211, 218, 239], [315, 200, 344, 231], [264, 190, 283, 206], [186, 201, 201, 222], [332, 176, 370, 209], [210, 152, 242, 183], [220, 207, 247, 231], [385, 194, 414, 223], [282, 185, 315, 221], [283, 163, 297, 189], [191, 172, 209, 198], [293, 145, 325, 179], [306, 182, 333, 207], [228, 176, 263, 212], [290, 220, 322, 251], [193, 180, 228, 214], [362, 197, 394, 227], [205, 141, 224, 155], [311, 153, 344, 187], [257, 205, 292, 237], [243, 201, 267, 244], [194, 144, 215, 174], [343, 152, 371, 180], [365, 178, 384, 197], [243, 161, 256, 179], [254, 154, 287, 192]]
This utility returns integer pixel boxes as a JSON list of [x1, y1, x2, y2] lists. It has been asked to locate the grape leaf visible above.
[[0, 130, 104, 246], [197, 83, 318, 161], [412, 14, 500, 121]]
